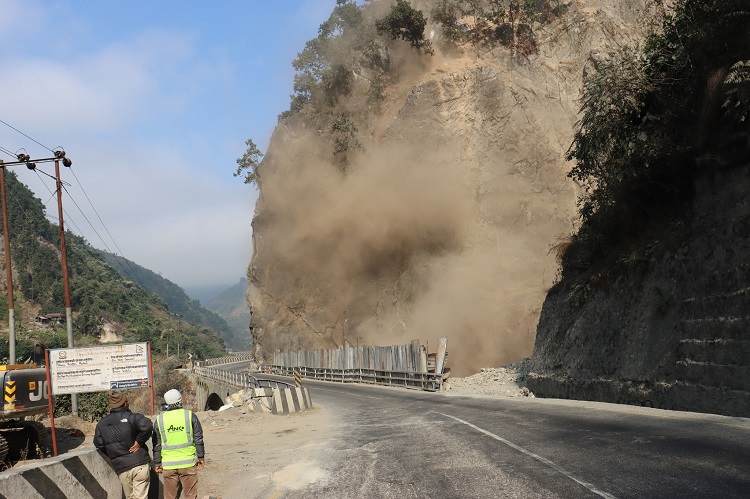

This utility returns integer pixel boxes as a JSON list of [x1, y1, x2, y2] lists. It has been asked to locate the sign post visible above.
[[46, 342, 154, 455], [147, 342, 155, 416], [44, 349, 58, 457], [49, 343, 151, 393]]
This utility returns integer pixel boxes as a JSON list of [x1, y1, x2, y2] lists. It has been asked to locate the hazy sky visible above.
[[0, 0, 335, 298]]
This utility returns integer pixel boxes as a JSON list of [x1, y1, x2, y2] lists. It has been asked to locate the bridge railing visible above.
[[265, 365, 444, 392], [196, 353, 253, 367], [199, 341, 448, 392], [265, 338, 448, 392], [195, 366, 295, 390]]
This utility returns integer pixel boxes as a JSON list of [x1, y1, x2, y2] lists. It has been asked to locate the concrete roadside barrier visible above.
[[273, 386, 313, 415], [0, 447, 121, 498], [0, 446, 165, 499], [226, 386, 312, 415]]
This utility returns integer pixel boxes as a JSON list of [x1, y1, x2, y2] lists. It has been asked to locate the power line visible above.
[[0, 168, 96, 305], [59, 183, 149, 289], [60, 185, 114, 255], [0, 119, 53, 152], [30, 168, 139, 285], [0, 146, 18, 159], [60, 184, 146, 286], [0, 124, 151, 291], [33, 169, 86, 235], [67, 166, 145, 287]]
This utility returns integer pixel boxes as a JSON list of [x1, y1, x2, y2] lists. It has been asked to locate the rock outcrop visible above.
[[248, 1, 663, 376], [529, 165, 750, 417]]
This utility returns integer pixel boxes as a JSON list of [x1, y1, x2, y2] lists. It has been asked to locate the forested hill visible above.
[[206, 277, 252, 350], [0, 169, 227, 362], [99, 252, 251, 350]]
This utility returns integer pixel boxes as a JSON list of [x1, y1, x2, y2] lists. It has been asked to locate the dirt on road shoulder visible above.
[[198, 406, 333, 498], [13, 404, 332, 499]]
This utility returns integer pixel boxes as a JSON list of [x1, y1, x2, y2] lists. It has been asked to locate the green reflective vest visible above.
[[157, 409, 197, 469]]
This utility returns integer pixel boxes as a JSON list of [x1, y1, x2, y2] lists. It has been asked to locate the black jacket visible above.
[[94, 407, 153, 474]]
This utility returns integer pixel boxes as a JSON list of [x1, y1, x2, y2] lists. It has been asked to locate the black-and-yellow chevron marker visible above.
[[5, 380, 16, 404], [294, 368, 302, 387]]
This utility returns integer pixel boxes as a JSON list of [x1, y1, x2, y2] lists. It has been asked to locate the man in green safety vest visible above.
[[152, 389, 205, 499]]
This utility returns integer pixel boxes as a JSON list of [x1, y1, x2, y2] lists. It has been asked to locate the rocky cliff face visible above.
[[529, 165, 750, 417], [248, 1, 663, 376]]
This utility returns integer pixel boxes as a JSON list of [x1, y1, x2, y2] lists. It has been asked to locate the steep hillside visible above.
[[530, 165, 750, 417], [0, 170, 227, 362], [206, 277, 252, 350], [100, 253, 251, 350], [246, 0, 664, 375], [529, 0, 750, 417]]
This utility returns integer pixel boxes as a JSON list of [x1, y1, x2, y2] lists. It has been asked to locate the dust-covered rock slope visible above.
[[247, 1, 663, 377]]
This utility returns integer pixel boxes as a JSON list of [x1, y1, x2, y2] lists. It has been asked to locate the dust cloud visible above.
[[251, 21, 574, 376], [253, 111, 565, 377]]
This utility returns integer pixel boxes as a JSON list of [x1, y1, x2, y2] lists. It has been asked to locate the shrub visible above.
[[375, 0, 433, 54], [431, 1, 464, 42], [562, 0, 750, 281]]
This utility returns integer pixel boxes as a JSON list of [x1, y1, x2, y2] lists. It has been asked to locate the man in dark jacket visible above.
[[94, 390, 153, 499]]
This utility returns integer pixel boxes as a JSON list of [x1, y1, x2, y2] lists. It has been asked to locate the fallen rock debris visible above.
[[443, 358, 534, 398]]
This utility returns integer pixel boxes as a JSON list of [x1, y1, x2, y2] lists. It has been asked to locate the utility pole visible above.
[[0, 152, 72, 376], [53, 152, 77, 416], [172, 313, 183, 359], [0, 160, 16, 364]]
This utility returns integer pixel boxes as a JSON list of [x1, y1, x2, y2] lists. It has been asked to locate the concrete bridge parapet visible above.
[[193, 368, 312, 415]]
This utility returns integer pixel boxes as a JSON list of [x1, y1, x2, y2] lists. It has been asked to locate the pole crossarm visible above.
[[0, 157, 65, 168], [0, 153, 75, 413]]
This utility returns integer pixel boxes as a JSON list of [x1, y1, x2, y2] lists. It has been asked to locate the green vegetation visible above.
[[430, 0, 465, 42], [271, 0, 569, 166], [98, 252, 250, 351], [280, 0, 373, 119], [331, 113, 362, 167], [55, 392, 110, 422], [0, 329, 67, 365], [278, 0, 431, 123], [234, 138, 264, 186], [430, 0, 566, 56], [268, 0, 443, 171], [0, 169, 229, 364], [561, 0, 750, 283], [375, 0, 433, 54]]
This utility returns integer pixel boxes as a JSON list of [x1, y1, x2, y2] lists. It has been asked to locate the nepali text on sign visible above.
[[49, 343, 150, 395]]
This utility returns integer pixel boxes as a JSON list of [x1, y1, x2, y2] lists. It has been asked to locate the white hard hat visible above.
[[164, 389, 182, 405]]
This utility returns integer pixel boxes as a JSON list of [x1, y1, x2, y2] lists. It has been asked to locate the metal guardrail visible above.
[[198, 352, 444, 392], [266, 365, 444, 392], [199, 353, 253, 367], [195, 366, 295, 390]]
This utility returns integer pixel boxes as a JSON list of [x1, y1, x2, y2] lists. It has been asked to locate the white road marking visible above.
[[436, 412, 617, 499]]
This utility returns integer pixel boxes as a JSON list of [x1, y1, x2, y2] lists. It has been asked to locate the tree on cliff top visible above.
[[280, 0, 372, 119], [375, 0, 433, 54], [234, 138, 264, 186], [279, 0, 433, 122]]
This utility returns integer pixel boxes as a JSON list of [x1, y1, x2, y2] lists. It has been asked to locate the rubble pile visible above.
[[443, 358, 533, 398]]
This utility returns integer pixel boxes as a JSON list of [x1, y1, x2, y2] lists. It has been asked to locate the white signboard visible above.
[[49, 343, 150, 395]]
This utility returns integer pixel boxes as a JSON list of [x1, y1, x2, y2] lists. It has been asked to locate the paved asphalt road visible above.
[[217, 362, 750, 498]]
